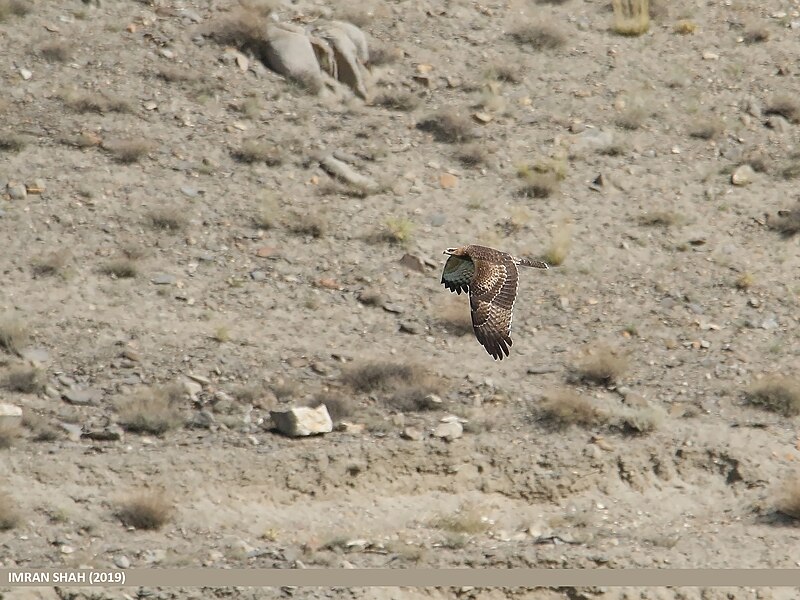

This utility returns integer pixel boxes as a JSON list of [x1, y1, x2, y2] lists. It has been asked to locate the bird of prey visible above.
[[441, 245, 548, 360]]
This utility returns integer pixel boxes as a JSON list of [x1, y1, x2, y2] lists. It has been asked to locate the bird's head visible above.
[[443, 247, 463, 256]]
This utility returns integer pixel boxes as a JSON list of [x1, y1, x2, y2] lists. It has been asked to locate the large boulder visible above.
[[271, 405, 333, 437], [263, 22, 323, 91]]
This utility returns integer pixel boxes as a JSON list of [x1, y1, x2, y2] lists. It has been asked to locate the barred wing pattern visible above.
[[468, 258, 519, 360]]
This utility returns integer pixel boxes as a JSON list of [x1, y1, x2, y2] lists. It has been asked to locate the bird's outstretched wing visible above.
[[441, 255, 474, 295], [468, 257, 519, 360]]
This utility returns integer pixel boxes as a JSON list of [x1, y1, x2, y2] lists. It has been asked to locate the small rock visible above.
[[250, 270, 268, 281], [761, 316, 779, 330], [433, 421, 463, 442], [731, 164, 755, 186], [60, 545, 74, 555], [62, 387, 102, 406], [82, 425, 123, 441], [59, 422, 83, 441], [401, 426, 424, 441], [19, 68, 32, 80], [399, 321, 420, 334], [114, 555, 131, 569], [702, 51, 719, 60], [398, 253, 428, 273], [188, 410, 215, 429], [271, 405, 332, 437], [151, 273, 177, 285], [439, 173, 458, 189], [337, 421, 365, 434], [0, 403, 23, 428], [7, 182, 27, 200]]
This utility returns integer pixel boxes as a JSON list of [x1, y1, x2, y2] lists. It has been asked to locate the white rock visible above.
[[433, 421, 463, 442], [264, 22, 323, 91], [731, 164, 755, 186], [271, 404, 332, 437], [0, 404, 23, 428]]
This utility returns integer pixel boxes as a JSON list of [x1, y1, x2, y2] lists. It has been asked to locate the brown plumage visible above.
[[441, 245, 548, 360]]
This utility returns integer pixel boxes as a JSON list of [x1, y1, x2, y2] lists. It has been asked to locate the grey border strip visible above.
[[3, 569, 800, 587]]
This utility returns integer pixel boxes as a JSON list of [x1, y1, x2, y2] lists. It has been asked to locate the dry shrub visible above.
[[688, 117, 723, 140], [116, 386, 183, 435], [116, 491, 171, 530], [776, 476, 800, 520], [148, 207, 187, 232], [743, 23, 770, 44], [510, 20, 566, 50], [368, 45, 400, 67], [38, 40, 72, 62], [780, 154, 800, 180], [62, 89, 132, 114], [765, 95, 800, 124], [735, 272, 754, 290], [745, 376, 800, 417], [203, 7, 271, 52], [0, 492, 19, 530], [0, 131, 30, 152], [342, 361, 444, 412], [0, 423, 21, 449], [381, 217, 414, 244], [417, 110, 474, 143], [768, 206, 800, 238], [612, 0, 650, 36], [374, 90, 420, 112], [609, 403, 664, 434], [571, 345, 629, 386], [2, 366, 45, 394], [638, 211, 680, 227], [543, 219, 572, 266], [431, 507, 489, 534], [485, 63, 522, 84], [0, 0, 30, 21], [454, 143, 489, 168], [231, 140, 283, 165], [616, 105, 648, 130], [517, 172, 559, 199], [31, 250, 70, 276], [157, 66, 199, 83], [539, 389, 600, 428], [673, 20, 696, 35], [22, 411, 59, 442], [102, 138, 153, 163], [0, 319, 29, 355], [309, 392, 354, 423], [102, 258, 138, 279], [288, 212, 327, 238]]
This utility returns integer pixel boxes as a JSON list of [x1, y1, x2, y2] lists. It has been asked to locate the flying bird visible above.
[[441, 245, 548, 360]]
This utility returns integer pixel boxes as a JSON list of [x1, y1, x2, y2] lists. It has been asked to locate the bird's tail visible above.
[[516, 257, 549, 269]]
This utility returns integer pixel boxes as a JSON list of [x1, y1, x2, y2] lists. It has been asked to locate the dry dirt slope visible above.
[[1, 0, 800, 598]]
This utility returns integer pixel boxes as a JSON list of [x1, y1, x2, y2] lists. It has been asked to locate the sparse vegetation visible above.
[[431, 507, 489, 535], [61, 89, 132, 114], [0, 319, 29, 355], [454, 143, 489, 168], [610, 404, 664, 434], [31, 250, 70, 277], [688, 117, 723, 140], [510, 20, 566, 50], [102, 138, 153, 163], [2, 366, 45, 394], [768, 205, 800, 237], [735, 272, 754, 290], [0, 0, 30, 21], [101, 258, 138, 279], [616, 105, 648, 130], [638, 211, 680, 227], [673, 20, 696, 35], [288, 212, 327, 238], [382, 217, 414, 244], [0, 423, 21, 449], [570, 345, 629, 386], [485, 63, 522, 84], [374, 90, 420, 112], [22, 411, 59, 442], [342, 361, 445, 412], [116, 491, 172, 530], [0, 131, 30, 152], [116, 386, 183, 435], [231, 140, 283, 165], [0, 492, 19, 530], [309, 392, 354, 423], [417, 110, 474, 143], [517, 171, 558, 199], [211, 325, 231, 343], [148, 207, 187, 232], [203, 7, 271, 51], [765, 95, 800, 124], [612, 0, 650, 36], [38, 40, 72, 62], [543, 220, 572, 266], [743, 23, 770, 44], [539, 389, 600, 428], [745, 376, 800, 417]]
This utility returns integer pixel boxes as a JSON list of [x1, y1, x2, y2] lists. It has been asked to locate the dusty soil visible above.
[[1, 0, 800, 599]]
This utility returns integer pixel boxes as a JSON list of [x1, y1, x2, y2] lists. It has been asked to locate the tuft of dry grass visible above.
[[454, 143, 489, 168], [543, 219, 572, 266], [147, 207, 187, 232], [431, 507, 489, 535], [539, 388, 600, 428], [101, 258, 138, 279], [102, 138, 153, 163], [368, 45, 400, 67], [381, 217, 414, 244], [745, 376, 800, 417], [776, 476, 800, 520], [116, 491, 172, 530], [734, 272, 754, 290], [22, 411, 59, 442], [31, 250, 70, 277], [417, 110, 474, 143], [231, 140, 283, 165], [0, 319, 29, 355], [743, 23, 770, 44], [2, 366, 45, 394], [510, 20, 566, 51], [610, 404, 664, 434], [765, 95, 800, 124], [288, 212, 327, 238], [0, 492, 19, 530], [615, 105, 648, 130], [116, 387, 183, 435], [570, 345, 629, 386], [62, 89, 132, 114], [0, 131, 31, 152], [517, 172, 559, 199], [342, 361, 445, 412], [308, 392, 354, 423], [38, 40, 72, 62], [203, 7, 271, 51], [484, 63, 523, 84], [673, 20, 696, 35], [612, 0, 650, 36], [688, 117, 723, 140], [768, 206, 800, 238], [374, 90, 420, 112], [0, 0, 30, 21], [638, 210, 680, 228], [157, 66, 199, 83], [0, 423, 21, 449]]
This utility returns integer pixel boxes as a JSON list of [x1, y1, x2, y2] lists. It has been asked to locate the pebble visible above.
[[250, 270, 267, 282], [0, 404, 23, 428], [401, 426, 424, 441], [398, 253, 428, 273], [433, 421, 463, 442], [62, 387, 102, 406], [18, 68, 32, 80], [151, 273, 177, 285], [731, 164, 755, 186], [399, 321, 421, 334], [114, 555, 131, 569], [7, 183, 27, 200]]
